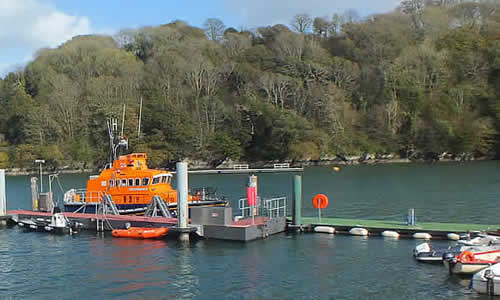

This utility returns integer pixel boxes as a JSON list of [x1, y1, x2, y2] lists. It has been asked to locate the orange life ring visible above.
[[313, 194, 329, 209], [458, 251, 475, 262]]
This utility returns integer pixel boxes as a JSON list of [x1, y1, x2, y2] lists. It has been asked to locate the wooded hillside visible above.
[[1, 0, 499, 169]]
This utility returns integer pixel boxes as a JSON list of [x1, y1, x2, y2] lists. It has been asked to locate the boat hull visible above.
[[444, 260, 493, 275], [112, 227, 169, 239], [15, 216, 80, 234], [471, 263, 500, 296], [64, 200, 227, 216], [64, 203, 147, 214]]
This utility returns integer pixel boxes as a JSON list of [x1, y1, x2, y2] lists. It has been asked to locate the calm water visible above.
[[1, 161, 499, 299]]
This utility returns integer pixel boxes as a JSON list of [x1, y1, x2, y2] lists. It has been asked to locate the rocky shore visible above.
[[4, 152, 495, 176]]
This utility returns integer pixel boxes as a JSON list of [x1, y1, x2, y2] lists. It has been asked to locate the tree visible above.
[[290, 14, 312, 33], [203, 18, 226, 41], [399, 0, 425, 33], [313, 17, 330, 37], [344, 9, 361, 23], [329, 13, 345, 36]]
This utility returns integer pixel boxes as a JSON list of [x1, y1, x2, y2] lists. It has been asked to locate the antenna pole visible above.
[[121, 104, 126, 137], [138, 97, 143, 144]]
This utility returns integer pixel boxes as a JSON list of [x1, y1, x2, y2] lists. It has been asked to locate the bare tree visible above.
[[313, 17, 330, 37], [203, 18, 226, 41], [329, 13, 345, 36], [344, 9, 361, 23], [290, 14, 313, 33], [400, 0, 426, 31]]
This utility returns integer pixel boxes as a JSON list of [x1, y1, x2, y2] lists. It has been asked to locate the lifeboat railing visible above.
[[64, 188, 106, 204], [190, 187, 225, 202]]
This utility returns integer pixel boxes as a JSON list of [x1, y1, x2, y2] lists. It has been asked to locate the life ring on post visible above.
[[313, 194, 329, 209]]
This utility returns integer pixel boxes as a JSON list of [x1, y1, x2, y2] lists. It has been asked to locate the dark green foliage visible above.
[[1, 2, 500, 169]]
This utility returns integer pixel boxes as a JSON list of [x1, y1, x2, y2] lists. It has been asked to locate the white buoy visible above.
[[413, 232, 432, 240], [382, 231, 400, 239], [349, 227, 368, 236], [314, 226, 335, 234], [447, 233, 460, 241]]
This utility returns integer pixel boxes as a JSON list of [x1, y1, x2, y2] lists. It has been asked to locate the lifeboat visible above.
[[63, 121, 228, 215], [112, 227, 169, 239]]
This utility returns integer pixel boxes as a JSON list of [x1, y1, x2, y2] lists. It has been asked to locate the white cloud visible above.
[[0, 0, 92, 75], [222, 0, 401, 28]]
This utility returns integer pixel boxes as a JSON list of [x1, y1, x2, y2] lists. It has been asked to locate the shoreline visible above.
[[4, 156, 496, 176]]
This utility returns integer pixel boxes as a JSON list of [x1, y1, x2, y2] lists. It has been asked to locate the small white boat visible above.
[[471, 263, 500, 296], [443, 249, 500, 275], [458, 234, 500, 246], [414, 242, 458, 262], [414, 242, 500, 263], [16, 213, 82, 234]]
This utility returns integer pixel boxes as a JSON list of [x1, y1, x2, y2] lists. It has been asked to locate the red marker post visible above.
[[247, 187, 257, 224]]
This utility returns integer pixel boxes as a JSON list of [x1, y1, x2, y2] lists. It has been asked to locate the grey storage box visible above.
[[190, 207, 232, 226]]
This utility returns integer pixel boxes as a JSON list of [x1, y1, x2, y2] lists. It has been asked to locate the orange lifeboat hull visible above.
[[112, 227, 169, 239]]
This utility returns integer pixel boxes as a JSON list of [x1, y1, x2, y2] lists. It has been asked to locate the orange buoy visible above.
[[313, 194, 329, 209], [112, 227, 169, 239], [332, 166, 340, 172]]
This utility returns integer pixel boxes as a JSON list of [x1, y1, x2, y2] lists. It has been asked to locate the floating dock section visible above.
[[295, 217, 500, 239], [7, 208, 286, 242]]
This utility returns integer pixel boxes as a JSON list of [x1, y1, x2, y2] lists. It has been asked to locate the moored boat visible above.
[[112, 227, 169, 239], [63, 120, 227, 215], [14, 212, 82, 234], [457, 234, 500, 246], [414, 242, 500, 263], [471, 263, 500, 296], [443, 250, 500, 275]]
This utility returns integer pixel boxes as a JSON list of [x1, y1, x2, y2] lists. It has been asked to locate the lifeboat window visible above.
[[128, 179, 134, 186], [152, 177, 160, 185], [135, 178, 140, 186], [142, 177, 150, 186], [109, 180, 114, 187], [161, 175, 167, 183], [121, 179, 127, 186], [115, 180, 120, 187]]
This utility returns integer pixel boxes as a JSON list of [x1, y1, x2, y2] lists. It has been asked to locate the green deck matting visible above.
[[301, 217, 500, 233]]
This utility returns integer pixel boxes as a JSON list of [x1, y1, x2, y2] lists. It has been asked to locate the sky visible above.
[[0, 0, 401, 76]]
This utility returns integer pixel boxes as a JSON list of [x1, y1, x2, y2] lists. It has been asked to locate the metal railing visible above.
[[238, 196, 286, 219], [263, 197, 287, 218], [238, 196, 261, 217], [64, 189, 105, 204], [233, 164, 249, 170], [273, 163, 290, 169]]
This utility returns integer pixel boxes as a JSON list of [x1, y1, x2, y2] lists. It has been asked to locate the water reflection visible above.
[[170, 246, 199, 299], [88, 237, 172, 296]]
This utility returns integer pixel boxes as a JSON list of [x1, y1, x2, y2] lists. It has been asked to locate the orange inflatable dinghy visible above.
[[112, 227, 169, 239]]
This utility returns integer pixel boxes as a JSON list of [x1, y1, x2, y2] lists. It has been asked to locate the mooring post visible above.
[[292, 175, 302, 228], [177, 162, 189, 242], [31, 177, 38, 211], [0, 170, 6, 218]]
